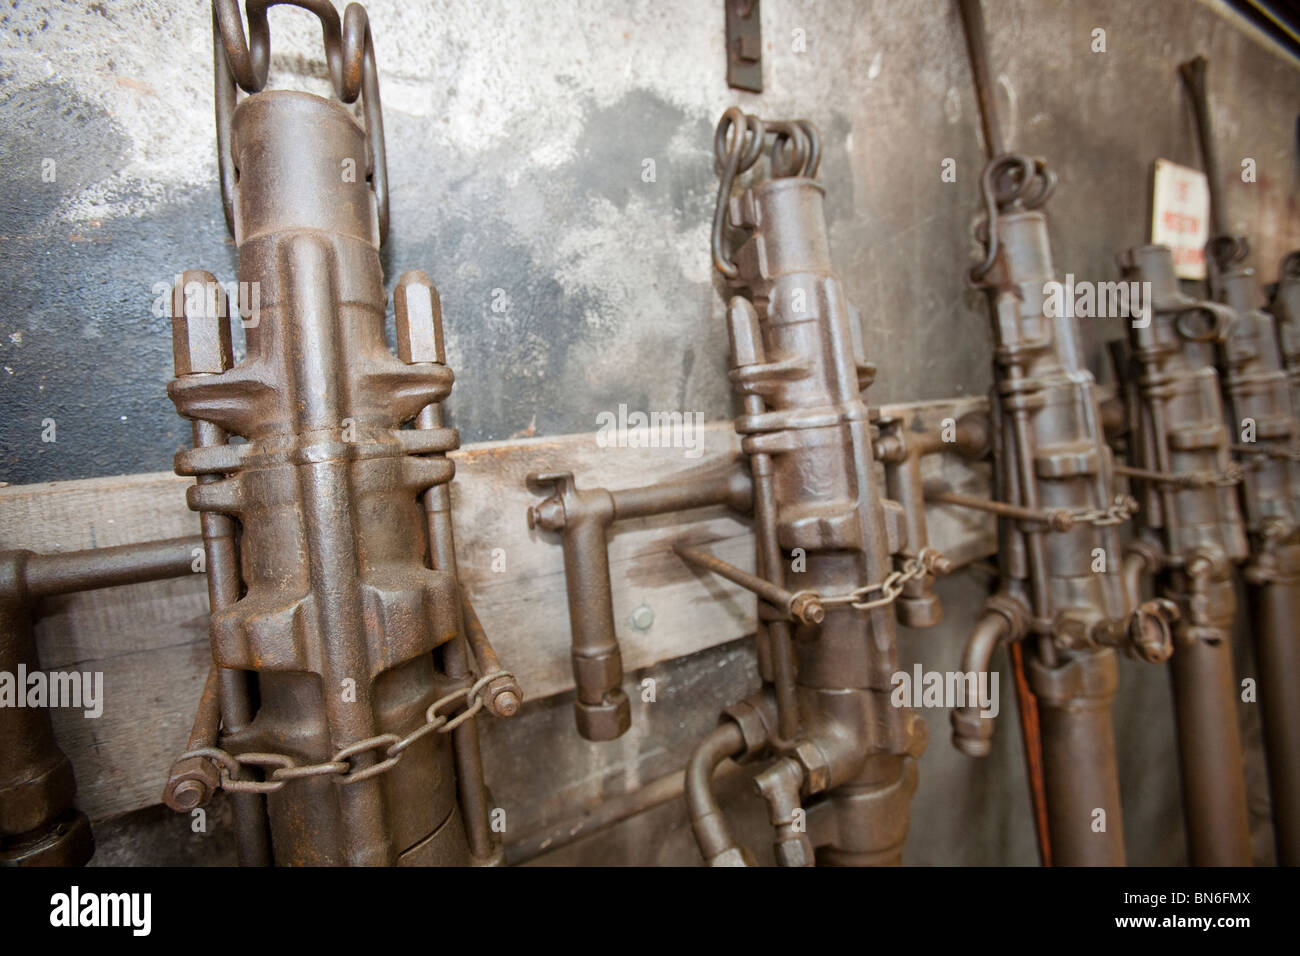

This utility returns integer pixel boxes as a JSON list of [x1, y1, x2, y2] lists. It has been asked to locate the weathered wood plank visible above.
[[0, 398, 994, 820]]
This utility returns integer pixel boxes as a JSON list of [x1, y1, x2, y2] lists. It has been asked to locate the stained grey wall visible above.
[[5, 0, 1295, 485], [3, 0, 1298, 866]]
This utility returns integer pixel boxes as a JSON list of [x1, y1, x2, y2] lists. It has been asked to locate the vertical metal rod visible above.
[[1168, 629, 1253, 864], [1179, 56, 1225, 239], [1248, 575, 1300, 864], [191, 417, 272, 866], [417, 402, 495, 862], [958, 0, 1005, 159]]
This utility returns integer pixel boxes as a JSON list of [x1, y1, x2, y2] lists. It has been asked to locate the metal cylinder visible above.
[[724, 147, 926, 864], [0, 555, 93, 866], [170, 90, 469, 866], [1248, 565, 1300, 865], [1162, 566, 1252, 865], [1027, 648, 1125, 866]]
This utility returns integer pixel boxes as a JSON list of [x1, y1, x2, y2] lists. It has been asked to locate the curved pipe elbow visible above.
[[686, 722, 750, 866], [950, 610, 1011, 758]]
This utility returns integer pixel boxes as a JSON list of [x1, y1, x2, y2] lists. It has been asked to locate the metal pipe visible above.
[[416, 398, 498, 865], [460, 595, 521, 718], [927, 489, 1074, 532], [685, 721, 750, 866], [957, 0, 1004, 159], [729, 298, 799, 741], [672, 540, 824, 624], [528, 463, 753, 741], [611, 463, 752, 520], [1165, 560, 1252, 865], [1178, 56, 1225, 240], [753, 756, 813, 867], [950, 609, 1011, 757], [0, 554, 94, 866], [1248, 568, 1300, 865], [21, 535, 202, 598], [1027, 648, 1126, 865], [189, 403, 271, 866]]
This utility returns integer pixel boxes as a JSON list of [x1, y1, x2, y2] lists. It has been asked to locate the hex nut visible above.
[[792, 739, 831, 795], [171, 269, 233, 376], [394, 271, 445, 365], [574, 691, 631, 741]]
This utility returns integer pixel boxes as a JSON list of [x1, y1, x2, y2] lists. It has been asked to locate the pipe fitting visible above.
[[686, 722, 752, 866], [950, 608, 1014, 757], [753, 757, 814, 867]]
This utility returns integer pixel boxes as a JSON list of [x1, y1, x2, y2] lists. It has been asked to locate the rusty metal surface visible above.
[[0, 0, 1294, 868], [1180, 54, 1300, 867], [160, 1, 509, 866], [0, 534, 204, 866], [693, 107, 947, 866], [952, 0, 1182, 867], [527, 463, 752, 740], [1113, 243, 1253, 864]]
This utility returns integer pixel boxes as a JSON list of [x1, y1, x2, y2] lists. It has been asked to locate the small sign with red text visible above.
[[1151, 159, 1210, 280]]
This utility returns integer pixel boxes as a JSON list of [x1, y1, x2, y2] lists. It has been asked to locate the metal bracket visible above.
[[725, 0, 762, 92]]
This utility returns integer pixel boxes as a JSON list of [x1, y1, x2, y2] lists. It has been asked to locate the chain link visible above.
[[180, 669, 513, 795], [807, 548, 946, 613], [1067, 495, 1139, 527]]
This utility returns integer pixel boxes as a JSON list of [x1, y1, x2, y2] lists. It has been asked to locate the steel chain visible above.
[[180, 668, 514, 795], [1067, 495, 1139, 527], [808, 547, 946, 613]]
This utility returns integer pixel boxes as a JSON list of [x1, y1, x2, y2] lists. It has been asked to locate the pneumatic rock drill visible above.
[[528, 109, 974, 865], [1181, 54, 1300, 866], [159, 0, 519, 866], [949, 0, 1177, 867], [1112, 244, 1252, 866]]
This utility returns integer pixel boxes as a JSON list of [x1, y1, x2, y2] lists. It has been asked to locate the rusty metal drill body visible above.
[[162, 1, 514, 866], [529, 109, 954, 866], [705, 108, 949, 866], [952, 0, 1175, 867], [1262, 250, 1300, 865], [1115, 243, 1253, 865], [1181, 54, 1300, 866]]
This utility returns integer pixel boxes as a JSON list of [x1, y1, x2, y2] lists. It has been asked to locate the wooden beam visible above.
[[0, 397, 994, 821]]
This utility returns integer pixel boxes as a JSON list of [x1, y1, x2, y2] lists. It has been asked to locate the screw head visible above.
[[629, 604, 654, 631]]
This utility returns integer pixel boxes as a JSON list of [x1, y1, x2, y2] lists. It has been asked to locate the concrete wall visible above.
[[3, 0, 1298, 865]]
